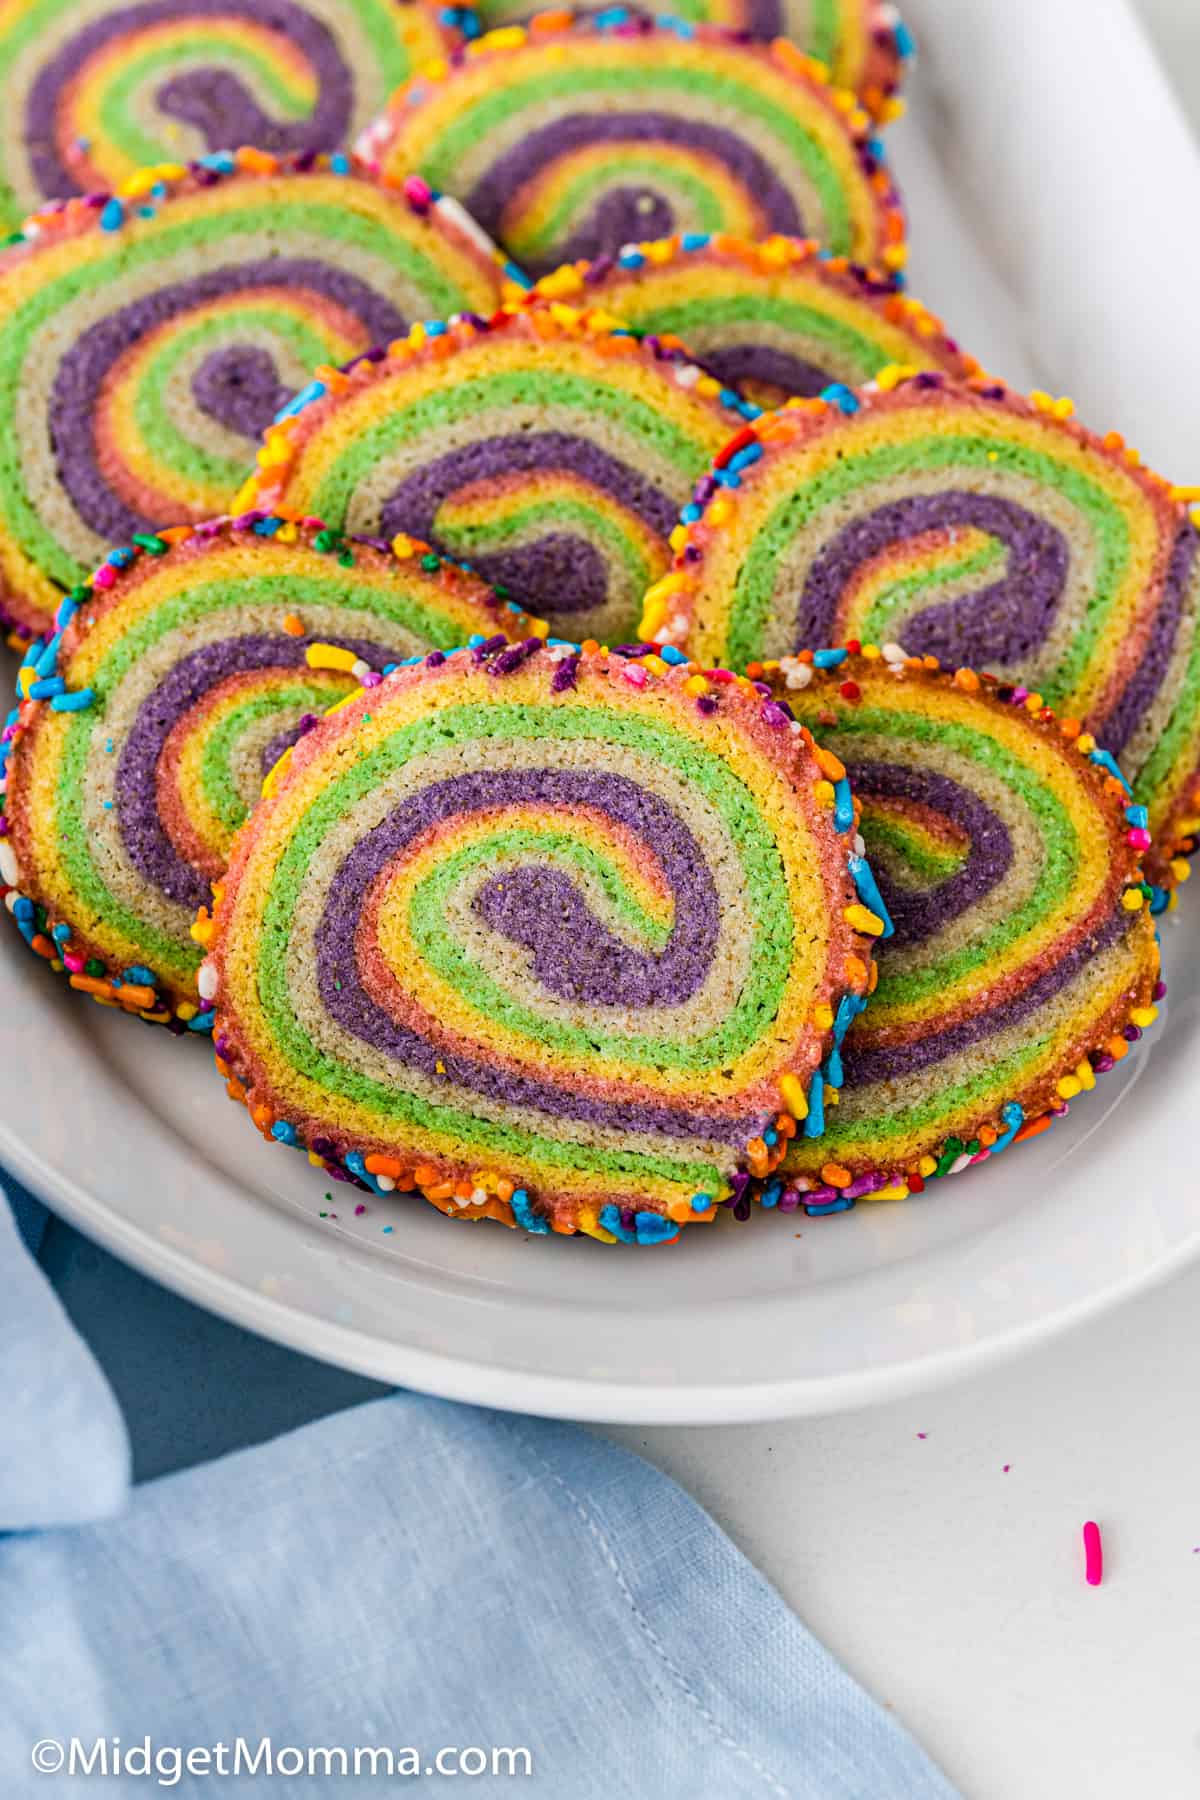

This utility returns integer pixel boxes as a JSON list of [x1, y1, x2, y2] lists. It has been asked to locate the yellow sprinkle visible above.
[[683, 674, 710, 696], [1130, 1005, 1159, 1028], [1170, 858, 1191, 883], [874, 362, 919, 392], [668, 524, 688, 553], [707, 496, 732, 526], [189, 917, 214, 947], [536, 265, 584, 298], [695, 375, 721, 400], [1057, 1075, 1082, 1100], [1076, 1059, 1096, 1091], [275, 521, 298, 543], [306, 642, 358, 672], [881, 244, 907, 271], [860, 643, 881, 660], [778, 1072, 809, 1120], [1023, 692, 1044, 712], [1121, 888, 1144, 911], [1169, 485, 1200, 502], [174, 1001, 198, 1022], [642, 654, 668, 676], [812, 1002, 834, 1030], [577, 1209, 618, 1245], [480, 24, 525, 48], [860, 1183, 909, 1202], [1076, 732, 1096, 754], [261, 743, 294, 796], [813, 779, 835, 806], [844, 903, 887, 936], [918, 1156, 937, 1177]]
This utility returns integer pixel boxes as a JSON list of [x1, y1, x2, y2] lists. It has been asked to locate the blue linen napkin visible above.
[[1, 1191, 959, 1799]]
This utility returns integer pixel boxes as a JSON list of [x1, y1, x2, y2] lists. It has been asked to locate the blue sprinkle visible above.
[[658, 14, 695, 37], [680, 503, 702, 524], [991, 1101, 1024, 1156], [760, 1179, 783, 1209], [894, 18, 916, 57], [763, 1128, 778, 1146], [425, 319, 448, 337], [468, 633, 487, 648], [186, 1010, 214, 1033], [19, 638, 42, 669], [503, 259, 531, 288], [833, 776, 855, 834], [252, 515, 282, 536], [867, 136, 886, 161], [848, 853, 894, 937], [728, 442, 763, 474], [3, 708, 18, 728], [593, 7, 631, 28], [344, 1150, 388, 1195], [105, 738, 114, 753], [28, 677, 65, 699], [12, 896, 34, 921], [330, 152, 350, 174], [510, 1187, 550, 1235], [635, 1211, 680, 1244], [718, 387, 743, 411], [52, 923, 71, 944], [802, 1071, 825, 1139], [107, 546, 135, 568], [124, 964, 156, 986], [102, 800, 113, 811], [50, 688, 94, 712], [812, 646, 848, 669], [547, 638, 581, 650], [271, 1121, 298, 1145], [35, 631, 62, 677], [659, 644, 688, 664], [806, 1196, 855, 1217], [1125, 803, 1149, 829], [1089, 746, 1131, 794], [55, 597, 79, 630], [275, 379, 326, 422], [199, 151, 236, 173], [820, 382, 860, 414], [824, 1045, 843, 1089], [681, 232, 711, 251], [1149, 883, 1170, 917], [382, 663, 399, 676], [713, 467, 741, 489], [599, 1203, 635, 1242], [617, 248, 646, 269], [834, 990, 866, 1043], [99, 198, 124, 231], [137, 205, 155, 220], [689, 1193, 712, 1213]]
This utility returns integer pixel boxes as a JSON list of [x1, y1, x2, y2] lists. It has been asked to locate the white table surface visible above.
[[609, 8, 1200, 1796]]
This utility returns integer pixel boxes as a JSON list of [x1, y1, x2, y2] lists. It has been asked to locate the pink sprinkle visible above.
[[1127, 827, 1152, 851], [92, 564, 116, 588], [1002, 1464, 1011, 1473], [403, 174, 432, 208], [354, 1203, 366, 1215], [1083, 1520, 1103, 1586], [63, 952, 85, 973], [916, 1432, 927, 1440], [623, 664, 647, 687]]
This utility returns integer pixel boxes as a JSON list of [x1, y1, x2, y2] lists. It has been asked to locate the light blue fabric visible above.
[[0, 1192, 959, 1798], [0, 1188, 129, 1530]]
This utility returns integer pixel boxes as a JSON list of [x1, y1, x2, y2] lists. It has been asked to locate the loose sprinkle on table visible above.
[[1083, 1520, 1103, 1586]]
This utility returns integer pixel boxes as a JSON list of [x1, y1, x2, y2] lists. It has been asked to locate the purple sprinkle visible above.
[[1124, 1023, 1142, 1042], [471, 633, 508, 663], [761, 701, 790, 728], [488, 637, 542, 677], [696, 695, 718, 715], [619, 1206, 636, 1231], [1092, 1052, 1115, 1074], [425, 649, 446, 668], [777, 1188, 802, 1212], [551, 653, 580, 692], [1154, 979, 1167, 1000]]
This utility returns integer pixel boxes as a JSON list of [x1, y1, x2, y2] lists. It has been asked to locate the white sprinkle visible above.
[[779, 656, 813, 690], [882, 640, 908, 664], [434, 192, 501, 260], [375, 1175, 396, 1193], [0, 841, 19, 887], [197, 961, 218, 1001], [674, 363, 700, 389], [351, 658, 371, 682], [854, 833, 867, 856], [949, 1153, 973, 1176]]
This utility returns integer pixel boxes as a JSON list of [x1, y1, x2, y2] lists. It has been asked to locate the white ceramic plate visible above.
[[5, 22, 1200, 1424]]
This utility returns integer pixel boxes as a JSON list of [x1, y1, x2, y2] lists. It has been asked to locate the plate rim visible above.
[[9, 1105, 1199, 1426]]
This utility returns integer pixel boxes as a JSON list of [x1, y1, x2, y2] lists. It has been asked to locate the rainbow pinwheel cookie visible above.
[[239, 303, 761, 647], [356, 11, 907, 279], [472, 0, 912, 116], [754, 649, 1162, 1216], [521, 235, 974, 410], [0, 152, 506, 640], [200, 642, 885, 1241], [0, 0, 478, 231], [645, 374, 1200, 886], [0, 514, 542, 1028]]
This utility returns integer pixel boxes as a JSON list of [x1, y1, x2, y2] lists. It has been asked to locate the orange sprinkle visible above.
[[1012, 1114, 1053, 1145], [282, 613, 305, 637]]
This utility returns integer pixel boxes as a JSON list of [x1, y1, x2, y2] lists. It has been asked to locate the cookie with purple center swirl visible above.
[[356, 11, 907, 280], [0, 151, 506, 640], [755, 649, 1161, 1217], [199, 642, 884, 1241], [519, 234, 975, 410], [645, 372, 1200, 888], [0, 514, 543, 1028], [238, 302, 760, 648], [0, 0, 478, 231]]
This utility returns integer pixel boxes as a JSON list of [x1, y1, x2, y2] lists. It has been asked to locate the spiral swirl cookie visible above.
[[473, 1, 911, 116], [754, 649, 1161, 1216], [0, 0, 477, 231], [356, 12, 907, 280], [0, 515, 542, 1028], [646, 374, 1200, 884], [0, 153, 507, 641], [201, 642, 884, 1241], [239, 304, 760, 646], [522, 236, 974, 411]]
